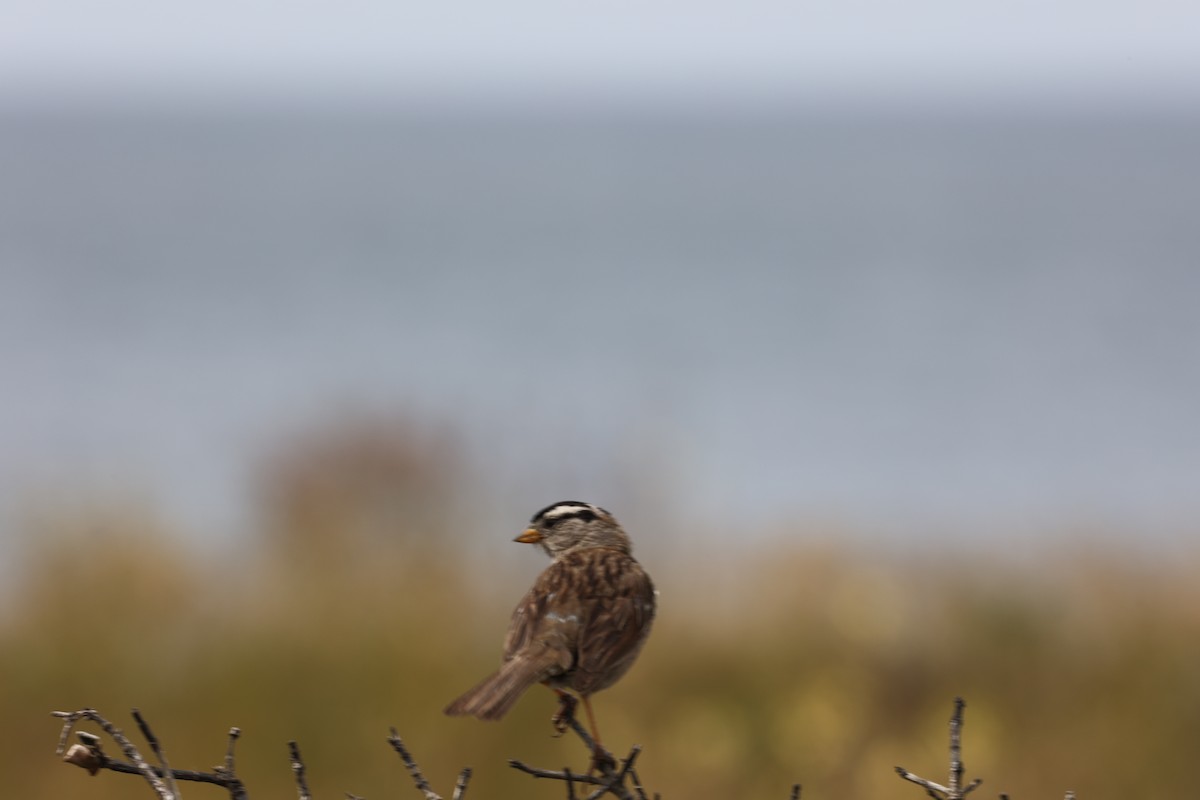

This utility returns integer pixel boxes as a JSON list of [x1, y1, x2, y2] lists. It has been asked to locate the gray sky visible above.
[[4, 1, 1200, 100]]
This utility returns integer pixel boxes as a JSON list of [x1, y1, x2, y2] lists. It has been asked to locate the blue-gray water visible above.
[[2, 100, 1198, 548]]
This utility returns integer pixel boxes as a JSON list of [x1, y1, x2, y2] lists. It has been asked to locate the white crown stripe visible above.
[[542, 503, 596, 520]]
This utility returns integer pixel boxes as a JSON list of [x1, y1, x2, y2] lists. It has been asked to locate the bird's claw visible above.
[[550, 692, 577, 737]]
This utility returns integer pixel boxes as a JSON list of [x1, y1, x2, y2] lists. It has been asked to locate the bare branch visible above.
[[948, 697, 965, 797], [133, 709, 181, 800], [63, 751, 249, 787], [55, 712, 80, 756], [508, 720, 643, 800], [224, 728, 242, 775], [54, 711, 479, 800], [214, 728, 249, 800], [628, 766, 649, 800], [561, 713, 601, 755], [894, 698, 982, 800], [289, 741, 311, 800], [584, 746, 641, 800], [895, 765, 950, 798], [387, 728, 442, 800], [508, 761, 607, 787], [451, 767, 472, 800], [55, 710, 248, 799], [53, 709, 175, 800]]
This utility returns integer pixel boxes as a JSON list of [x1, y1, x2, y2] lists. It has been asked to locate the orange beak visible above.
[[514, 528, 543, 544]]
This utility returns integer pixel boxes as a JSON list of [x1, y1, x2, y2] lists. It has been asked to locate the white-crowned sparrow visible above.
[[444, 501, 657, 761]]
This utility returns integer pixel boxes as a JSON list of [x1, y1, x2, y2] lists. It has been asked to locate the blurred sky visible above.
[[3, 1, 1200, 102], [2, 2, 1199, 554]]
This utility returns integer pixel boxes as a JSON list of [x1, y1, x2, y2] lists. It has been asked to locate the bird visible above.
[[444, 501, 657, 766]]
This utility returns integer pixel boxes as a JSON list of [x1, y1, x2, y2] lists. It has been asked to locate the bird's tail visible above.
[[444, 653, 559, 720]]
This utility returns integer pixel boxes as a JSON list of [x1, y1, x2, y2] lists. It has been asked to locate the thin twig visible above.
[[451, 767, 472, 800], [289, 741, 311, 800], [585, 746, 641, 800], [508, 761, 607, 786], [62, 750, 244, 788], [134, 709, 181, 800], [387, 728, 442, 800], [562, 715, 600, 756], [224, 728, 241, 775], [948, 697, 964, 796], [895, 766, 950, 798], [628, 765, 649, 800], [215, 728, 248, 800], [894, 698, 983, 800], [55, 713, 80, 757]]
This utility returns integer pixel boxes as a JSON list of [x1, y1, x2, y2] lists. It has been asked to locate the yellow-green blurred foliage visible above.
[[3, 420, 1198, 799]]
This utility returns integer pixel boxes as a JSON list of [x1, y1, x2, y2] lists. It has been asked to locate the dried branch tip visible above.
[[63, 743, 105, 776]]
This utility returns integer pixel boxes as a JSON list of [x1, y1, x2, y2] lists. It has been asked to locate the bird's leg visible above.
[[548, 688, 577, 737], [581, 696, 617, 774]]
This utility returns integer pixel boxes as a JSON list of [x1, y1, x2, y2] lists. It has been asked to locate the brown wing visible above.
[[502, 548, 656, 695], [502, 557, 581, 674], [570, 549, 657, 694]]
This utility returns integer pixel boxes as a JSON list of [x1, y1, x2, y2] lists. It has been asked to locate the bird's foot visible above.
[[550, 692, 577, 737]]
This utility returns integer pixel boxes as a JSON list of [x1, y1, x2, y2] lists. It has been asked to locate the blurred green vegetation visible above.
[[2, 420, 1198, 799]]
